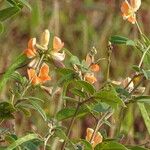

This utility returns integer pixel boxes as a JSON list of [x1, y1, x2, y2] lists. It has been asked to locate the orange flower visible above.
[[27, 68, 40, 85], [90, 64, 100, 72], [24, 38, 37, 58], [86, 128, 103, 148], [53, 36, 64, 52], [51, 36, 65, 61], [27, 63, 51, 85], [84, 73, 97, 84], [121, 0, 141, 24]]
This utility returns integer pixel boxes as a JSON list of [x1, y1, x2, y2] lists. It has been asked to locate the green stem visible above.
[[90, 110, 111, 143], [138, 45, 150, 68], [44, 133, 52, 150], [135, 20, 143, 35], [61, 103, 80, 150], [106, 42, 112, 81]]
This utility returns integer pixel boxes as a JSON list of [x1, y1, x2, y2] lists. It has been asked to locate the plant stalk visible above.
[[61, 103, 80, 150]]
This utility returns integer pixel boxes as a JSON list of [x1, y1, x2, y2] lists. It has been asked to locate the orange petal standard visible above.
[[27, 63, 51, 85], [38, 63, 51, 83], [24, 38, 37, 58], [86, 128, 103, 148], [27, 68, 40, 85], [85, 73, 97, 84], [53, 36, 64, 52], [121, 0, 141, 24], [90, 64, 100, 72]]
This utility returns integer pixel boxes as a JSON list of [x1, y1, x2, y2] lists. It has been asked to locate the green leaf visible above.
[[94, 86, 126, 108], [26, 96, 44, 103], [57, 68, 75, 76], [0, 54, 27, 92], [17, 106, 31, 117], [0, 102, 15, 119], [56, 106, 90, 121], [6, 134, 39, 150], [29, 101, 47, 121], [94, 141, 128, 150], [0, 6, 21, 22], [53, 126, 67, 140], [74, 80, 96, 95], [5, 134, 16, 144], [93, 103, 110, 113], [7, 0, 18, 6], [70, 55, 80, 65], [110, 35, 135, 46], [71, 88, 86, 98], [56, 108, 75, 121], [134, 96, 150, 104], [78, 139, 92, 150], [142, 70, 150, 80], [63, 96, 79, 103], [21, 139, 42, 150], [138, 103, 150, 134], [18, 0, 32, 10], [126, 40, 135, 46], [110, 35, 128, 44]]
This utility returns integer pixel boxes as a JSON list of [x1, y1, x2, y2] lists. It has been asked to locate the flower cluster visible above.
[[24, 29, 65, 85], [85, 128, 103, 148], [84, 52, 100, 84], [121, 0, 141, 24]]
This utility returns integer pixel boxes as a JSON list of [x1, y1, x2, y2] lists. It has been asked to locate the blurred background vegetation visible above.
[[0, 0, 150, 148]]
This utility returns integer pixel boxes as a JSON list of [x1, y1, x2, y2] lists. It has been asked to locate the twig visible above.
[[89, 108, 112, 143], [135, 20, 143, 35], [106, 42, 112, 81], [61, 103, 80, 150]]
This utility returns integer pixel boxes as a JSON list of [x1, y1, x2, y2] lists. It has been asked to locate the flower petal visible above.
[[38, 63, 51, 83], [24, 48, 36, 58], [53, 36, 64, 52], [84, 73, 97, 84], [85, 128, 103, 148], [51, 51, 65, 61], [93, 132, 103, 148], [127, 15, 136, 24], [130, 0, 141, 11], [28, 38, 36, 50], [40, 29, 50, 49], [90, 64, 100, 72], [121, 1, 130, 16], [27, 68, 40, 85]]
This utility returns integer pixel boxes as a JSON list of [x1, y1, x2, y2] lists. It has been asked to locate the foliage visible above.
[[0, 0, 150, 150]]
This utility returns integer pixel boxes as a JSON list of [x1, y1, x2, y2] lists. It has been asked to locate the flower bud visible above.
[[90, 64, 100, 72]]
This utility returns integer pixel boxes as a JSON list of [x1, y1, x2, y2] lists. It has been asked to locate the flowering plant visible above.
[[0, 0, 150, 150]]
